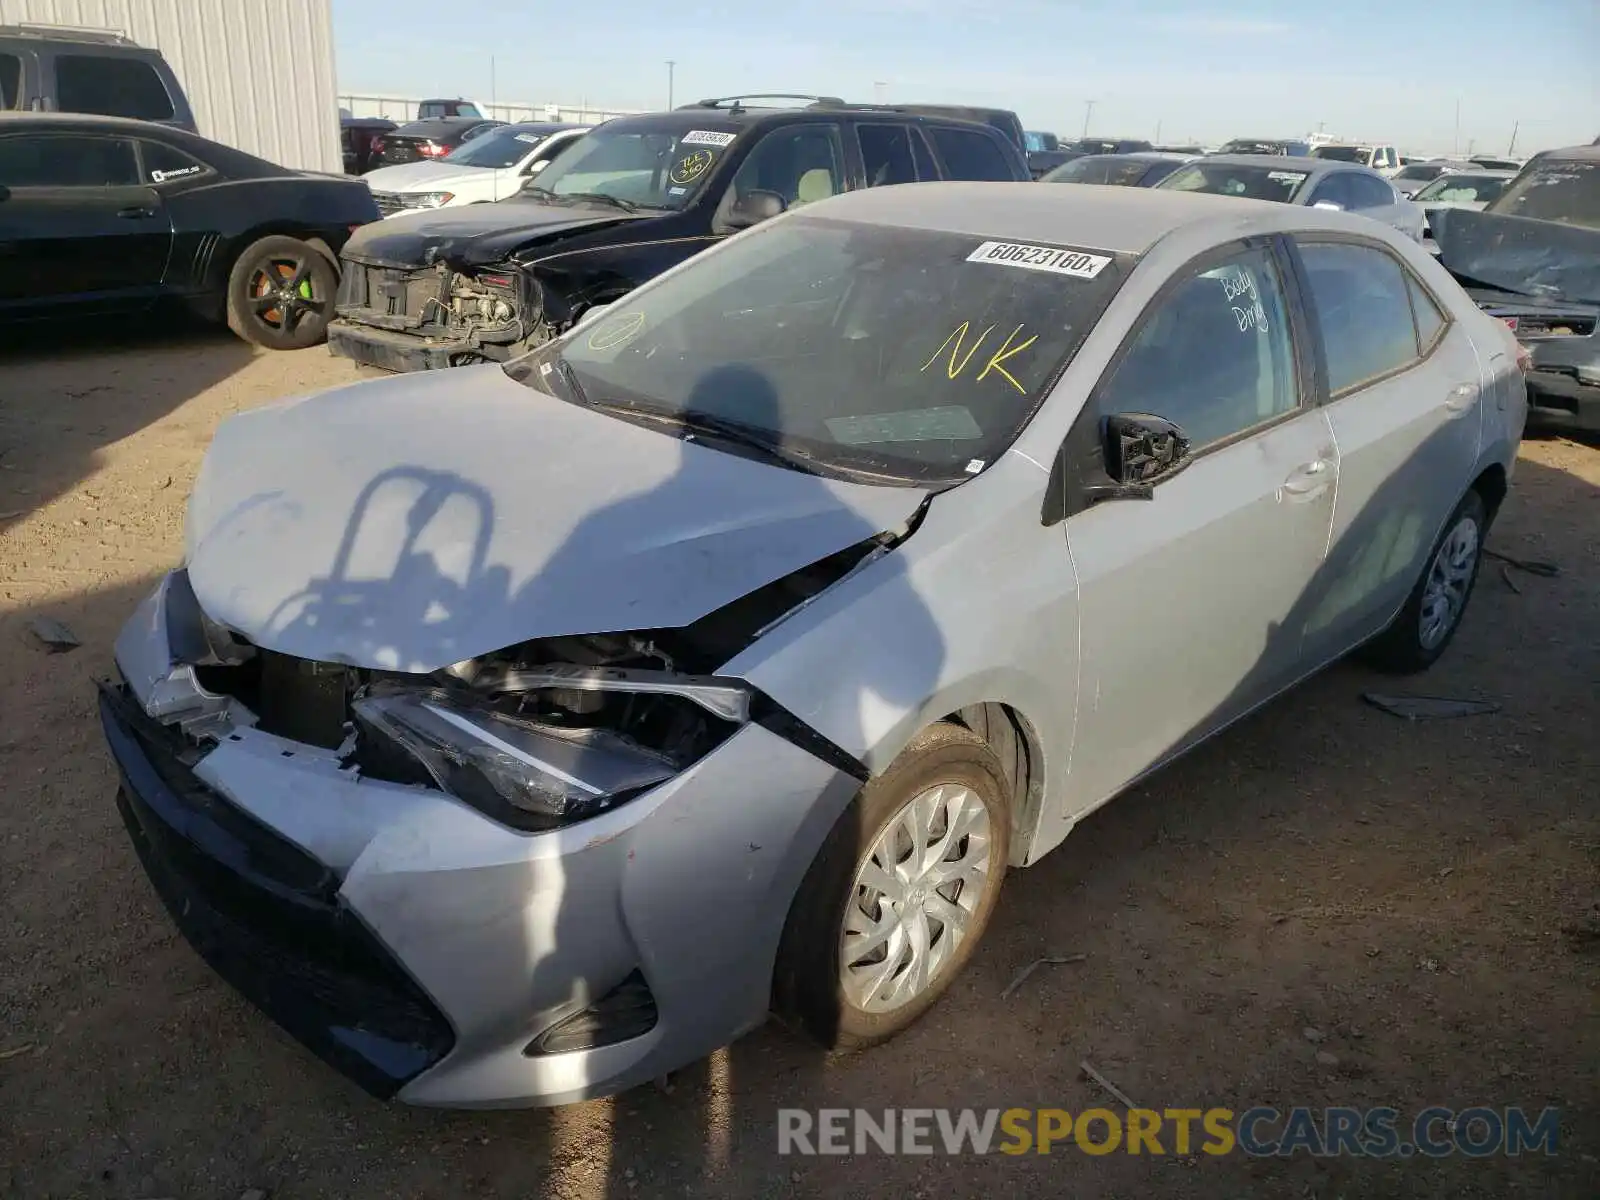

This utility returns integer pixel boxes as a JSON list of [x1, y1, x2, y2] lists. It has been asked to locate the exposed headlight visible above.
[[409, 191, 455, 208], [352, 683, 732, 831]]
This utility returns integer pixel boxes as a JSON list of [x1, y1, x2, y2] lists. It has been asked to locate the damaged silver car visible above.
[[101, 183, 1525, 1107]]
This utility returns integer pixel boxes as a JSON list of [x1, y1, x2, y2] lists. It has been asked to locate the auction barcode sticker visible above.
[[681, 129, 737, 147], [966, 241, 1111, 279]]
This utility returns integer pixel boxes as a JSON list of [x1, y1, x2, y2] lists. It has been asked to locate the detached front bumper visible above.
[[102, 572, 859, 1107]]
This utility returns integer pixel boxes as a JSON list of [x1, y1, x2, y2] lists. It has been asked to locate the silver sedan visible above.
[[1158, 153, 1426, 241], [101, 183, 1525, 1107]]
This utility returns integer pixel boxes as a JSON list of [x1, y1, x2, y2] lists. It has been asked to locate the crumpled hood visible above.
[[340, 199, 652, 269], [1432, 208, 1600, 306], [183, 366, 927, 673]]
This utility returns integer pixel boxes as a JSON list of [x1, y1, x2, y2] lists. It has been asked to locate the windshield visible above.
[[1159, 162, 1309, 203], [1025, 131, 1058, 152], [510, 216, 1134, 483], [1486, 160, 1600, 230], [529, 120, 741, 210], [1043, 157, 1151, 187], [1312, 146, 1370, 163], [447, 126, 561, 169], [1414, 174, 1509, 205], [1395, 163, 1448, 182]]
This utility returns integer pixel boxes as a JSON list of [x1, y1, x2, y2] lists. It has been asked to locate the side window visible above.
[[1346, 173, 1396, 210], [1, 53, 20, 109], [909, 128, 938, 180], [1298, 242, 1423, 394], [1407, 275, 1447, 352], [140, 140, 210, 185], [456, 102, 483, 118], [726, 123, 845, 210], [1309, 173, 1357, 209], [0, 133, 139, 186], [857, 123, 920, 187], [55, 55, 174, 121], [929, 126, 1015, 181], [1098, 246, 1299, 449]]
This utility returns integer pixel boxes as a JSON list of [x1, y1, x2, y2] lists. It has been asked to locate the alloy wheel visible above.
[[1419, 514, 1480, 649]]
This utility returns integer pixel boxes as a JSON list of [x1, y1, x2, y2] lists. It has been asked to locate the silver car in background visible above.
[[1158, 153, 1426, 241], [100, 183, 1525, 1108]]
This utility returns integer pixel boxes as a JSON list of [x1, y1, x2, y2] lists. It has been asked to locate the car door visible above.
[[709, 122, 848, 230], [1288, 238, 1483, 664], [1061, 240, 1338, 813], [0, 131, 171, 313]]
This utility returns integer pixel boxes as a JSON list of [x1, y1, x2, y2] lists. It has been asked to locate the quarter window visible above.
[[1408, 275, 1447, 352], [1298, 242, 1424, 393], [140, 140, 209, 185], [857, 124, 920, 187], [929, 126, 1015, 181], [55, 54, 174, 121], [0, 133, 140, 187], [1345, 173, 1397, 210], [1099, 246, 1299, 449]]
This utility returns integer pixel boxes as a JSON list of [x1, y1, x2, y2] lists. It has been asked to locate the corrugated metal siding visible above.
[[0, 0, 341, 172]]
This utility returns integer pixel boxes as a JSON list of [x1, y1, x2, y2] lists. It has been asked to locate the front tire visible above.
[[775, 722, 1011, 1051], [1360, 488, 1487, 674], [225, 235, 338, 350]]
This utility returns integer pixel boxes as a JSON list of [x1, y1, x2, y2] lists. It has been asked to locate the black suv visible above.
[[0, 24, 196, 131], [328, 94, 1032, 372]]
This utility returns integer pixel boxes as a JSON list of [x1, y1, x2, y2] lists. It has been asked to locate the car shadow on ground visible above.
[[0, 449, 1595, 1199], [0, 317, 258, 534]]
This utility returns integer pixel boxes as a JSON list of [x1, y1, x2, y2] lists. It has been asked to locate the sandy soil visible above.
[[1, 329, 1596, 1200]]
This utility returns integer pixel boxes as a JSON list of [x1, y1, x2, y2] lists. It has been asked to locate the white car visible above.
[[1311, 143, 1403, 177], [363, 122, 591, 218]]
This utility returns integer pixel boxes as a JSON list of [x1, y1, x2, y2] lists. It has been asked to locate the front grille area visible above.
[[194, 648, 354, 750], [99, 683, 455, 1098], [337, 263, 451, 329]]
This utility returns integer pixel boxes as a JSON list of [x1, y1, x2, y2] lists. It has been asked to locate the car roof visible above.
[[1535, 144, 1600, 163], [1194, 153, 1356, 176], [802, 181, 1347, 255], [0, 110, 292, 176], [499, 121, 585, 135]]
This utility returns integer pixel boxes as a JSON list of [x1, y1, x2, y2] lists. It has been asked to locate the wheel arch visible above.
[[212, 223, 347, 292], [946, 702, 1047, 868], [1470, 461, 1509, 524]]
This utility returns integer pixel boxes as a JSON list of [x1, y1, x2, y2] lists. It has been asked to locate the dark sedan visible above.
[[0, 112, 379, 348], [374, 117, 505, 166], [1041, 152, 1190, 188]]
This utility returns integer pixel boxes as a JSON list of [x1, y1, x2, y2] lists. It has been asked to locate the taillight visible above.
[[371, 136, 385, 154], [1515, 344, 1534, 373], [1500, 316, 1519, 332], [419, 142, 448, 157]]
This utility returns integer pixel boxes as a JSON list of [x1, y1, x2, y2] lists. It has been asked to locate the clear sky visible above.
[[332, 0, 1598, 156]]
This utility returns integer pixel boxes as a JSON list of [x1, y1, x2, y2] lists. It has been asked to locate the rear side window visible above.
[[0, 133, 139, 186], [929, 126, 1015, 181], [55, 54, 174, 121], [1298, 242, 1423, 394], [858, 124, 922, 187], [140, 140, 210, 184], [1, 53, 20, 109], [1345, 173, 1397, 210], [1408, 276, 1447, 352]]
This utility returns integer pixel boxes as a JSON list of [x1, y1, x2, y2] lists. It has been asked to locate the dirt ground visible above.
[[1, 328, 1596, 1200]]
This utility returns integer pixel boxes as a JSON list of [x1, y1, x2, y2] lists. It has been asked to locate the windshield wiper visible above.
[[521, 185, 560, 202], [560, 192, 640, 213], [674, 411, 823, 473]]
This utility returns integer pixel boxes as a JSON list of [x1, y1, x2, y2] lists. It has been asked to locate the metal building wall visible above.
[[0, 0, 341, 172]]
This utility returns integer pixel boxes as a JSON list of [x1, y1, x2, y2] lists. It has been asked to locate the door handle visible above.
[[117, 205, 157, 219], [1281, 458, 1333, 499], [1443, 383, 1475, 415]]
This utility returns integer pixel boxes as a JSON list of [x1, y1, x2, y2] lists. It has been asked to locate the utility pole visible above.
[[490, 57, 497, 107], [1453, 99, 1460, 156], [666, 60, 675, 109], [1507, 120, 1520, 155], [1081, 99, 1096, 138], [1154, 119, 1162, 143]]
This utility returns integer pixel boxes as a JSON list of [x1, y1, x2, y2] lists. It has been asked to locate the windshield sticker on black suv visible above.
[[966, 241, 1110, 279], [669, 149, 717, 185], [681, 130, 737, 147]]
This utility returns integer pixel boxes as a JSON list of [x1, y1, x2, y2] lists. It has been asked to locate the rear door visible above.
[[1288, 237, 1482, 664], [0, 131, 171, 313], [926, 124, 1025, 181]]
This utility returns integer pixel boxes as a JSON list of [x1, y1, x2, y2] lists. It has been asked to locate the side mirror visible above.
[[724, 188, 786, 231], [1312, 200, 1344, 211], [1087, 413, 1192, 502]]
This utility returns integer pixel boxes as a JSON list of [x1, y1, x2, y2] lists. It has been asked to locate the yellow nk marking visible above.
[[977, 324, 1038, 395], [920, 321, 995, 379]]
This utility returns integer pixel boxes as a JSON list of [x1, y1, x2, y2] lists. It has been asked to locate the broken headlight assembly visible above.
[[350, 648, 752, 832]]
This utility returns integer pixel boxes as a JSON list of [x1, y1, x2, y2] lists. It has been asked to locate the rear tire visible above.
[[225, 235, 338, 350], [1359, 489, 1487, 674], [774, 722, 1010, 1051]]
